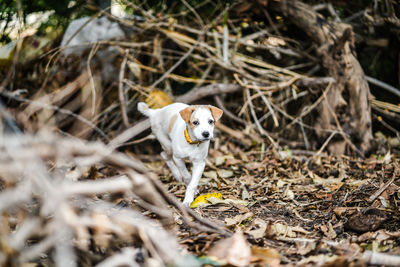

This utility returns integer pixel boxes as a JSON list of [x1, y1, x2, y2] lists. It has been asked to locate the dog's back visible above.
[[138, 102, 188, 121], [137, 102, 188, 147]]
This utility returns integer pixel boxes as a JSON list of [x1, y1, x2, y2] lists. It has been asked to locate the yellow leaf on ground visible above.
[[190, 193, 223, 208]]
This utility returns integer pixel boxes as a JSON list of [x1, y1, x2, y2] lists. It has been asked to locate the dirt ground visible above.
[[140, 135, 400, 266]]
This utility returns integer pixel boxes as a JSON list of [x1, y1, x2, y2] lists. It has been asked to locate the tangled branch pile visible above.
[[4, 0, 398, 156], [0, 131, 230, 265]]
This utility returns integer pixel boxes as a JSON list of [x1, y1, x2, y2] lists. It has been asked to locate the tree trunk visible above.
[[269, 0, 373, 156]]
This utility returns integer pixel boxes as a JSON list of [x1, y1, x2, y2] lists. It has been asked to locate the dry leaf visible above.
[[203, 170, 218, 180], [208, 228, 251, 267], [251, 246, 281, 266], [145, 90, 172, 109], [208, 197, 248, 207], [245, 218, 267, 239], [345, 209, 387, 233], [271, 223, 297, 238], [309, 171, 343, 186], [215, 155, 235, 166], [215, 156, 226, 166], [225, 212, 253, 227], [284, 188, 295, 200], [295, 241, 316, 255], [127, 60, 141, 78], [318, 222, 337, 239], [217, 169, 234, 178], [241, 186, 251, 200]]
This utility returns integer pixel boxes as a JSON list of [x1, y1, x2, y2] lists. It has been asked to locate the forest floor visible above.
[[140, 135, 400, 266]]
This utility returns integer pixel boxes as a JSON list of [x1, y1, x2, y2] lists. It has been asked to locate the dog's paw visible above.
[[182, 200, 191, 207], [182, 196, 194, 207]]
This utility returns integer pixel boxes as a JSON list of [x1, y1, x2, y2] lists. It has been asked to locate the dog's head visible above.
[[179, 105, 223, 141]]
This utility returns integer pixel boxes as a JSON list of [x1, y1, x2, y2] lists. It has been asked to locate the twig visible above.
[[148, 37, 200, 91], [213, 28, 222, 59], [214, 95, 247, 125], [192, 63, 214, 89], [295, 77, 335, 87], [86, 42, 100, 115], [0, 90, 109, 141], [324, 92, 365, 157], [118, 51, 130, 127], [175, 83, 242, 103], [108, 119, 151, 149], [253, 83, 279, 127], [246, 87, 266, 136], [370, 99, 400, 113], [180, 0, 204, 27], [63, 175, 132, 195], [285, 82, 333, 129], [362, 250, 400, 266], [216, 123, 252, 146], [299, 116, 310, 150], [120, 134, 156, 146], [313, 3, 341, 22], [223, 20, 229, 64], [258, 90, 309, 124], [372, 114, 400, 143], [236, 74, 300, 115], [372, 106, 400, 122], [245, 88, 279, 149], [313, 131, 339, 158], [368, 172, 396, 203]]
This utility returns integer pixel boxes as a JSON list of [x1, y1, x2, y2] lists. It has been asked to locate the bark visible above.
[[269, 0, 373, 155]]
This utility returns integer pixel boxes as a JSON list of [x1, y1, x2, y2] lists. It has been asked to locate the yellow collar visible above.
[[184, 127, 202, 145]]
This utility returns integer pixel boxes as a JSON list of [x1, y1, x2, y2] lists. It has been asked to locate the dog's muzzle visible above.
[[202, 131, 210, 138]]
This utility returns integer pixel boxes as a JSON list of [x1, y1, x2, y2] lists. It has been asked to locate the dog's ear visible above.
[[179, 107, 193, 123], [209, 106, 223, 121]]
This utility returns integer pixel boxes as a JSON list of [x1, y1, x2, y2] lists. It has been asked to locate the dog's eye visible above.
[[208, 119, 214, 125], [193, 120, 199, 126]]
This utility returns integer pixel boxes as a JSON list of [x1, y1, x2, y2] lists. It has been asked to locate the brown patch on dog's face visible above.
[[186, 106, 203, 130], [208, 106, 223, 121], [179, 107, 193, 123]]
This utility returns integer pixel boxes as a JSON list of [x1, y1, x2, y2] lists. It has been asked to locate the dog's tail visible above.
[[137, 102, 153, 117]]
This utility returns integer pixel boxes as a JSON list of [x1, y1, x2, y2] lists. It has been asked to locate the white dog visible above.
[[138, 102, 223, 206]]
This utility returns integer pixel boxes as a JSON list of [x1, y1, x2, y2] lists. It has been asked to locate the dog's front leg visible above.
[[173, 156, 191, 184], [182, 160, 205, 206], [161, 152, 183, 182]]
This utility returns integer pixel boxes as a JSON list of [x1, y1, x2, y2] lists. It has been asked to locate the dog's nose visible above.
[[202, 131, 210, 138]]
